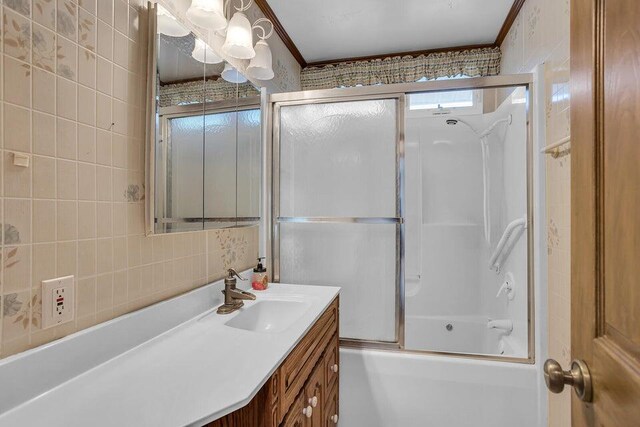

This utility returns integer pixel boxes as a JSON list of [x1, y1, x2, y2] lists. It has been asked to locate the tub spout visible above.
[[487, 319, 513, 333]]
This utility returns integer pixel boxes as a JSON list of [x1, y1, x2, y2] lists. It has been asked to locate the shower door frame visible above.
[[270, 93, 406, 349], [266, 74, 535, 362]]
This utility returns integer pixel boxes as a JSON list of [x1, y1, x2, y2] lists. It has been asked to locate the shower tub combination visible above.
[[265, 75, 542, 427]]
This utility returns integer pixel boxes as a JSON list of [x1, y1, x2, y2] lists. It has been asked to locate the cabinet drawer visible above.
[[323, 333, 339, 398], [325, 383, 339, 427], [278, 299, 338, 422]]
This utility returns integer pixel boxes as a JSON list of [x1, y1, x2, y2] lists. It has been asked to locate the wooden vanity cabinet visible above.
[[207, 297, 339, 427]]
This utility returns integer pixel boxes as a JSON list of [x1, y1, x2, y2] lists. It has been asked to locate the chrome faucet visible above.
[[217, 268, 256, 314]]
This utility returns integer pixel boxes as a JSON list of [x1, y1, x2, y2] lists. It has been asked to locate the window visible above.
[[409, 90, 475, 110], [408, 89, 483, 115], [408, 75, 482, 115]]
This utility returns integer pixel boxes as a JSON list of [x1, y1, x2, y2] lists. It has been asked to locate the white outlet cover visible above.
[[42, 276, 75, 330]]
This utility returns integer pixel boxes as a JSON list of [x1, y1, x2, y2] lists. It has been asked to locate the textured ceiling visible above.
[[266, 0, 514, 63]]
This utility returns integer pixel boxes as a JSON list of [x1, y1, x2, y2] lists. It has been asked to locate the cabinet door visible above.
[[325, 384, 339, 427], [282, 391, 310, 427], [304, 361, 325, 426], [324, 334, 339, 399]]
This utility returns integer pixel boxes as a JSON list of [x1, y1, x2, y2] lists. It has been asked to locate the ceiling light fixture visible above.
[[185, 0, 275, 79], [186, 0, 228, 31], [221, 63, 248, 83], [157, 5, 190, 37], [192, 38, 223, 64], [222, 0, 255, 59], [246, 18, 274, 80]]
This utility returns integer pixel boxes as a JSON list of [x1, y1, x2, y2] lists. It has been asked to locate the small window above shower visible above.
[[408, 89, 483, 116]]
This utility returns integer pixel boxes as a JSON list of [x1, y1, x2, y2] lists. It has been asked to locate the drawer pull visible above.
[[302, 405, 313, 418], [331, 414, 339, 424], [331, 364, 339, 373], [308, 396, 318, 408]]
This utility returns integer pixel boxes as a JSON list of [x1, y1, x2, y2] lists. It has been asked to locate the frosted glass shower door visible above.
[[275, 98, 402, 343]]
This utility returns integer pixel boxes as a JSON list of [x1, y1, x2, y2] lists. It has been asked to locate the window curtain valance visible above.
[[300, 47, 501, 91], [159, 79, 259, 107]]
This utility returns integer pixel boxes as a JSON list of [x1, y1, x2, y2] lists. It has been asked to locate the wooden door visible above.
[[570, 0, 640, 424]]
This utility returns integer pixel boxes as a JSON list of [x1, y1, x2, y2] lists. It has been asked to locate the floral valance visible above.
[[159, 79, 259, 107], [300, 47, 501, 91]]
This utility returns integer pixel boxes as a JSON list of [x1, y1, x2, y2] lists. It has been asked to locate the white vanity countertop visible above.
[[0, 283, 340, 427]]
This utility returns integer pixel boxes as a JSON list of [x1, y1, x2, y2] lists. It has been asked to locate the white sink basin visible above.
[[225, 300, 311, 333]]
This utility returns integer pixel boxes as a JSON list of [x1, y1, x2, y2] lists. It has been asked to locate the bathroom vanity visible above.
[[0, 279, 340, 427], [208, 298, 339, 427]]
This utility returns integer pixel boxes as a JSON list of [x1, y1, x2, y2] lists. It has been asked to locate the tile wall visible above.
[[500, 0, 571, 425], [0, 0, 258, 359]]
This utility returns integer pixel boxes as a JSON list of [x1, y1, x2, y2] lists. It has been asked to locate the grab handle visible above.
[[487, 319, 513, 333]]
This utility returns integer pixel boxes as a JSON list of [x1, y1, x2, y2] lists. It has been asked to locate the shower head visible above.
[[445, 117, 480, 134]]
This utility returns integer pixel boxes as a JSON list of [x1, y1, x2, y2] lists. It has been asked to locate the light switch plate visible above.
[[42, 275, 75, 330]]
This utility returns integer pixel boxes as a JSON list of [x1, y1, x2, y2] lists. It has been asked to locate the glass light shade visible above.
[[157, 5, 190, 37], [247, 40, 274, 80], [186, 0, 227, 31], [221, 63, 248, 83], [192, 39, 223, 64], [222, 12, 255, 59]]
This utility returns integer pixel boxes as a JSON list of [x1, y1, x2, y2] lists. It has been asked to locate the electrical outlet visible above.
[[42, 276, 75, 330]]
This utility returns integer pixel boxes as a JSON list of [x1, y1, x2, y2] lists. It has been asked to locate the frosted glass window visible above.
[[408, 89, 483, 115], [279, 223, 397, 342], [279, 99, 397, 218], [409, 90, 474, 109]]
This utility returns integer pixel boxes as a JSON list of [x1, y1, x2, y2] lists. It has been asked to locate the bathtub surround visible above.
[[0, 0, 259, 360], [404, 89, 529, 358], [500, 0, 571, 425]]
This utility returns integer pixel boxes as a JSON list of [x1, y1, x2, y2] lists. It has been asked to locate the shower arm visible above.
[[479, 114, 513, 139]]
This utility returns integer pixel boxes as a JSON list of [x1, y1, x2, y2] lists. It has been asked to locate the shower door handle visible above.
[[543, 359, 593, 402], [277, 216, 404, 224]]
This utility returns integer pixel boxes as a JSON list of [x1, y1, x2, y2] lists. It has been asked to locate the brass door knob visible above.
[[543, 359, 593, 402]]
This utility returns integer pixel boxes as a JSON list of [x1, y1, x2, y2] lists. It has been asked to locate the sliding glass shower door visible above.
[[273, 97, 404, 344]]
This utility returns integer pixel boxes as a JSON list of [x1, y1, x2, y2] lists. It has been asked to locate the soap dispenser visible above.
[[251, 257, 269, 291]]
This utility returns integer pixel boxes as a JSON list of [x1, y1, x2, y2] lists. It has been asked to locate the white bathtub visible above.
[[339, 348, 542, 427], [404, 314, 522, 357]]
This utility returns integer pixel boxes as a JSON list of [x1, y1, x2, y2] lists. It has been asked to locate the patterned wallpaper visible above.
[[500, 0, 571, 425], [0, 0, 258, 360]]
